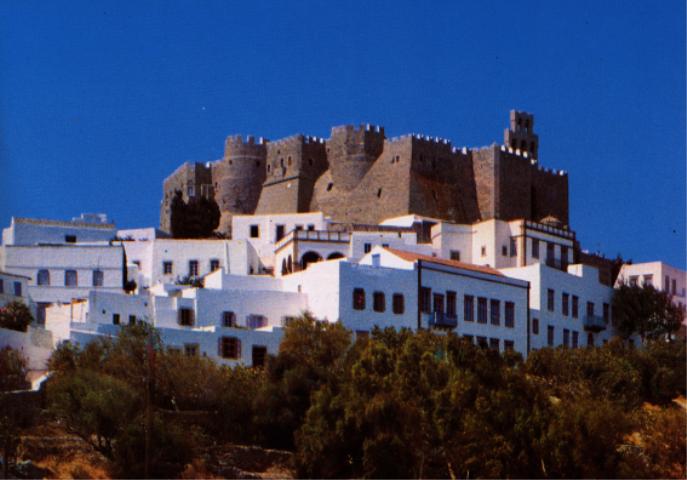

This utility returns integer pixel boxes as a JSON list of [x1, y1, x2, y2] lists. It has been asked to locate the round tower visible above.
[[326, 124, 385, 192], [212, 135, 268, 232]]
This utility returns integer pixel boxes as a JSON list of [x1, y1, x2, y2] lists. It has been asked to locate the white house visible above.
[[118, 236, 261, 289], [0, 216, 125, 323], [501, 262, 616, 349]]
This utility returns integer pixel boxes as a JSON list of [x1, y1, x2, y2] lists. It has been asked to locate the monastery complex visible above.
[[1, 111, 685, 369]]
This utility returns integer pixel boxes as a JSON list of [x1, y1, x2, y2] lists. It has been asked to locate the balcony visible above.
[[429, 311, 458, 329], [545, 258, 569, 271], [583, 314, 607, 332]]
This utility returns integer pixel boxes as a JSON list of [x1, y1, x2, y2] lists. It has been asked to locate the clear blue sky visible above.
[[1, 1, 684, 268]]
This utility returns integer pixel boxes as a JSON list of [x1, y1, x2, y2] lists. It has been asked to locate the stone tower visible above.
[[212, 135, 267, 232], [504, 110, 539, 159], [326, 124, 385, 192]]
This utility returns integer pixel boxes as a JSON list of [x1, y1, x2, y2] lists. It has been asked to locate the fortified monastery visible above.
[[1, 111, 684, 370], [160, 111, 567, 233]]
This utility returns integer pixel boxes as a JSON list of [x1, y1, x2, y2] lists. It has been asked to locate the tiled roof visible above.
[[384, 248, 504, 277]]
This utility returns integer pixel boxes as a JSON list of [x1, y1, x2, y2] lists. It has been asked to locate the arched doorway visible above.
[[300, 251, 323, 270], [327, 252, 345, 260]]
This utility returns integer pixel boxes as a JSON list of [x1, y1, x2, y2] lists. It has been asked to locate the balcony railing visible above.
[[429, 311, 458, 329], [275, 230, 351, 251], [525, 220, 576, 240], [583, 314, 607, 332]]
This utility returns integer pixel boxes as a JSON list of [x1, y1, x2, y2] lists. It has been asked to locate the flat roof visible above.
[[12, 217, 115, 230]]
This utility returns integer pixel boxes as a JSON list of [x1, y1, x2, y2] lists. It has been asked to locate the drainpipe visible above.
[[417, 260, 422, 330]]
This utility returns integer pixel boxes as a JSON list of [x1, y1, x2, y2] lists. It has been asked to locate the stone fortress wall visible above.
[[160, 110, 568, 234]]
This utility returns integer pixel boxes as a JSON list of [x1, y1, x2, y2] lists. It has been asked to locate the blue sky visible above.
[[1, 1, 684, 268]]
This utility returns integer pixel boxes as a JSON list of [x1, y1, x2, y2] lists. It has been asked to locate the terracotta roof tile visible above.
[[385, 248, 504, 277]]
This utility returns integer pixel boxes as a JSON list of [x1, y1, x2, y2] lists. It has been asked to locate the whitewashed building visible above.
[[0, 216, 124, 323]]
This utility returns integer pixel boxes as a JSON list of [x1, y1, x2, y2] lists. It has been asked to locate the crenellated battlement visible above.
[[161, 110, 569, 232]]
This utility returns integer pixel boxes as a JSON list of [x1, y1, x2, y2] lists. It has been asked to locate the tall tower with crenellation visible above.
[[212, 135, 267, 233]]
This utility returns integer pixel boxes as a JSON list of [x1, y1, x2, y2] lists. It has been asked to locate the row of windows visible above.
[[176, 309, 267, 329], [162, 259, 221, 276], [112, 313, 138, 326], [545, 289, 610, 321], [460, 294, 515, 328], [250, 223, 316, 239], [462, 335, 515, 351], [531, 318, 598, 347], [0, 279, 22, 296], [353, 289, 405, 314], [35, 269, 104, 287], [352, 287, 516, 329]]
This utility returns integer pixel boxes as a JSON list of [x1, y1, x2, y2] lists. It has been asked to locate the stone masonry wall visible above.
[[159, 111, 569, 234]]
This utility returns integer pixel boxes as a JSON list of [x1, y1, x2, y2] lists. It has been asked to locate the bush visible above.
[[0, 301, 33, 332]]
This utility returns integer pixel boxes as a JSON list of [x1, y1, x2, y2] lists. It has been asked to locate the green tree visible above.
[[170, 190, 221, 238], [253, 313, 351, 449], [0, 347, 28, 391], [0, 301, 33, 332], [612, 283, 684, 341]]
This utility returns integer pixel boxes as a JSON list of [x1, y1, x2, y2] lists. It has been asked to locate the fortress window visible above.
[[377, 188, 382, 198], [222, 311, 236, 327], [267, 164, 271, 172], [163, 261, 173, 274], [353, 288, 366, 310], [308, 158, 313, 166], [255, 160, 260, 167], [280, 158, 284, 168], [220, 337, 241, 359], [65, 270, 78, 287], [373, 292, 386, 313], [184, 344, 199, 357], [477, 297, 487, 323], [92, 269, 104, 287], [464, 295, 474, 322], [547, 289, 555, 312], [326, 182, 333, 191], [188, 260, 199, 277], [446, 291, 457, 318], [392, 293, 405, 314], [37, 269, 50, 286], [420, 287, 432, 314], [287, 156, 292, 166], [250, 225, 260, 238], [531, 238, 540, 258], [490, 299, 500, 325], [506, 302, 515, 328], [179, 308, 194, 327]]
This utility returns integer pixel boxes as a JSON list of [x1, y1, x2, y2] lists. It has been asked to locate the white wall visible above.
[[502, 263, 615, 350], [0, 244, 124, 304], [3, 217, 115, 246], [0, 326, 55, 369]]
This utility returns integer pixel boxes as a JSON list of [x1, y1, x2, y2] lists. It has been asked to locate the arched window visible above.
[[327, 252, 345, 260], [300, 251, 322, 270], [37, 269, 50, 286]]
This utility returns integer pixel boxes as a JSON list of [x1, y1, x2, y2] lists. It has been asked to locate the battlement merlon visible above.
[[504, 109, 539, 159], [223, 135, 269, 159]]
